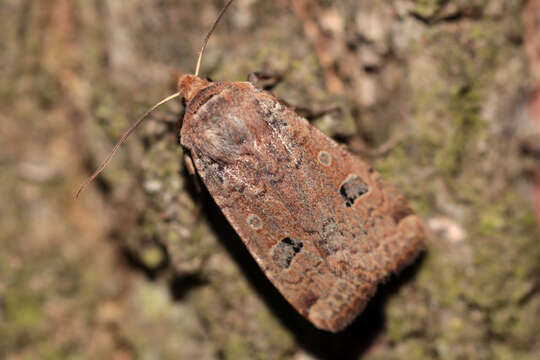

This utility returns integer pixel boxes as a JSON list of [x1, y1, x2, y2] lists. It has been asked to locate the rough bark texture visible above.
[[1, 0, 539, 359]]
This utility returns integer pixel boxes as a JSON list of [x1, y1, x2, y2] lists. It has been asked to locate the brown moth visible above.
[[77, 0, 424, 332], [178, 75, 423, 332]]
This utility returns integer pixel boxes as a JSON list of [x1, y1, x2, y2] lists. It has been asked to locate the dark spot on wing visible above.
[[272, 237, 303, 269], [340, 175, 369, 207]]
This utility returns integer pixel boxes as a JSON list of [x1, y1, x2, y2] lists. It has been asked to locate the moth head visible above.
[[178, 74, 210, 103]]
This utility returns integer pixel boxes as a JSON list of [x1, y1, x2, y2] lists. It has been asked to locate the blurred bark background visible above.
[[1, 0, 539, 359]]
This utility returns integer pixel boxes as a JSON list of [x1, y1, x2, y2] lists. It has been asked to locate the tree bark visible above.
[[2, 0, 538, 359]]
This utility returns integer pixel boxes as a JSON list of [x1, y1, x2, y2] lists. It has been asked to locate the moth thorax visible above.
[[178, 74, 210, 103]]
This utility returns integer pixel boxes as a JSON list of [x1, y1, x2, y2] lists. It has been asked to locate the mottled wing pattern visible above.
[[181, 81, 423, 332]]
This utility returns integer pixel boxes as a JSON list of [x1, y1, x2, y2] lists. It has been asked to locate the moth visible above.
[[77, 0, 424, 332]]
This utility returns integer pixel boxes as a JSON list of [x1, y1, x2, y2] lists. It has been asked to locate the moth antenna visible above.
[[74, 92, 181, 199], [194, 0, 235, 77], [76, 0, 236, 199]]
